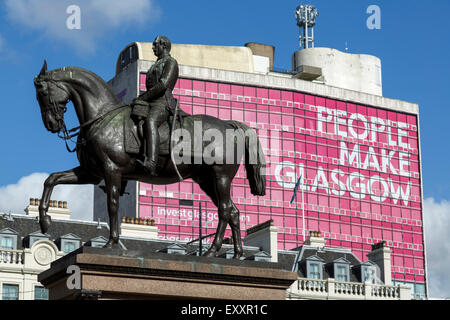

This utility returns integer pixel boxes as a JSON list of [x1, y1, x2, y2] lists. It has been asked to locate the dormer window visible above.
[[305, 255, 325, 280], [87, 236, 108, 248], [336, 265, 349, 282], [1, 237, 14, 250], [360, 261, 379, 284], [26, 231, 51, 248], [63, 241, 77, 253], [0, 228, 18, 250], [333, 257, 351, 282], [309, 263, 321, 279], [246, 251, 271, 262], [56, 234, 81, 254], [363, 265, 377, 283]]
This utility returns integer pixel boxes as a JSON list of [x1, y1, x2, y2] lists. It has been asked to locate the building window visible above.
[[0, 228, 18, 250], [2, 284, 19, 300], [305, 256, 324, 280], [62, 240, 79, 254], [91, 242, 106, 248], [414, 284, 426, 300], [362, 265, 377, 283], [335, 265, 349, 282], [88, 236, 108, 248], [34, 286, 49, 300], [0, 236, 14, 250], [308, 263, 321, 279], [27, 232, 50, 247]]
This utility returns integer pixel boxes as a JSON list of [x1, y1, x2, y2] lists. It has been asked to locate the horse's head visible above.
[[34, 60, 70, 133]]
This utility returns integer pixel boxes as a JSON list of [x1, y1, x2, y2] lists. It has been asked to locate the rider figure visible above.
[[131, 35, 179, 175]]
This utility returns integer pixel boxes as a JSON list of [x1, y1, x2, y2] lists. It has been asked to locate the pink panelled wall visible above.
[[137, 74, 425, 284]]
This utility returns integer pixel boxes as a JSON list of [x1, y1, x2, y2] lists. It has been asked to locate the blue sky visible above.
[[0, 0, 449, 298]]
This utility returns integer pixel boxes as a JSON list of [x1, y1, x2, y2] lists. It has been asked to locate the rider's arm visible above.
[[139, 59, 179, 102]]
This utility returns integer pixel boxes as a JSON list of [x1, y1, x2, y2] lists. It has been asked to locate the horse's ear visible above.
[[39, 60, 47, 76]]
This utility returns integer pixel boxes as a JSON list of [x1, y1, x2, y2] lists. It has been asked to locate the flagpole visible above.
[[302, 186, 305, 242]]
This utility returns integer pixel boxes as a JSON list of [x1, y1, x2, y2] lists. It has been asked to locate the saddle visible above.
[[123, 104, 190, 156]]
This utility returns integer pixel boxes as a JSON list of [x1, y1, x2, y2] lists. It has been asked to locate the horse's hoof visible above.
[[232, 252, 243, 260], [203, 249, 217, 258], [39, 215, 52, 234], [103, 240, 120, 249]]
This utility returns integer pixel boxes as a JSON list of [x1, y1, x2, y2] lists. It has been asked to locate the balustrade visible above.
[[0, 249, 24, 265], [291, 277, 404, 300]]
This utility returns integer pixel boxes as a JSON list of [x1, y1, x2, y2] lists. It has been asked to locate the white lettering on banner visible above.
[[340, 141, 409, 177], [274, 161, 412, 206], [371, 117, 385, 141], [156, 207, 251, 223], [310, 167, 329, 194], [275, 161, 306, 190], [316, 106, 411, 149], [348, 113, 369, 140], [158, 235, 213, 244]]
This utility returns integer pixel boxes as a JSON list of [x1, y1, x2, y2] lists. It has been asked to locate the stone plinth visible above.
[[38, 247, 297, 300]]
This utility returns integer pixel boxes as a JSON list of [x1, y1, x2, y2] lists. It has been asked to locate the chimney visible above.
[[244, 220, 278, 262], [120, 216, 158, 240], [245, 43, 275, 72], [367, 241, 392, 285], [304, 231, 326, 248], [25, 198, 71, 220]]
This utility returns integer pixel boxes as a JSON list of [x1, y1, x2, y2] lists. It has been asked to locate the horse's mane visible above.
[[49, 66, 120, 104]]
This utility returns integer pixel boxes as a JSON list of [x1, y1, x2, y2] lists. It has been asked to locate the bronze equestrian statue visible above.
[[33, 37, 266, 259]]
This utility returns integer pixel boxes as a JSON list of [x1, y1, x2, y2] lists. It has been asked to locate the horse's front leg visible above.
[[103, 169, 122, 248], [39, 167, 101, 233]]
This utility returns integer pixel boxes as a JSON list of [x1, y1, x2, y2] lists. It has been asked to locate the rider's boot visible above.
[[139, 118, 159, 176]]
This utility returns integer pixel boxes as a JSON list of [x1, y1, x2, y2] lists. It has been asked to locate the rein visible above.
[[58, 103, 127, 153], [42, 77, 126, 152]]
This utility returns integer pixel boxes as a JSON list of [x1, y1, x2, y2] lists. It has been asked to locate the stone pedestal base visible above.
[[38, 247, 297, 300]]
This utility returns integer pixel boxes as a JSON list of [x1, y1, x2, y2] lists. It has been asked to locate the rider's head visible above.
[[153, 35, 171, 57]]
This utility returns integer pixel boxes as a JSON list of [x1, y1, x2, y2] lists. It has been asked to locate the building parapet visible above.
[[0, 249, 24, 265], [134, 61, 419, 115], [287, 277, 411, 300]]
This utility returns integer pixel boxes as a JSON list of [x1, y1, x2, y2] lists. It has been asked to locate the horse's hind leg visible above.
[[202, 175, 239, 258], [39, 167, 101, 233], [229, 202, 243, 259], [193, 176, 221, 257], [103, 167, 122, 248]]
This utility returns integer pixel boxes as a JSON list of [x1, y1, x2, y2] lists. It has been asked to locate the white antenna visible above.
[[295, 4, 319, 49]]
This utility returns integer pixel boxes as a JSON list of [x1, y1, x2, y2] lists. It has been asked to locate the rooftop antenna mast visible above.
[[295, 4, 319, 49]]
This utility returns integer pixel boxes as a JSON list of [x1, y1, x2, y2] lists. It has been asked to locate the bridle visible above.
[[36, 75, 126, 153]]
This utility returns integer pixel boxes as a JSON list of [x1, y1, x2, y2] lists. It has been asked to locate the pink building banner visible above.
[[137, 75, 424, 284]]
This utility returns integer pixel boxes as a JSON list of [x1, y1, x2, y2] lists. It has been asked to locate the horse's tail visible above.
[[227, 121, 266, 196]]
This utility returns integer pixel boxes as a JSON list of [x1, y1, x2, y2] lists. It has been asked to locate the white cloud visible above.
[[4, 0, 160, 53], [423, 197, 450, 299], [0, 172, 93, 221]]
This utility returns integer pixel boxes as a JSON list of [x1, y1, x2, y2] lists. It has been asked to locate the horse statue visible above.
[[33, 61, 266, 259]]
